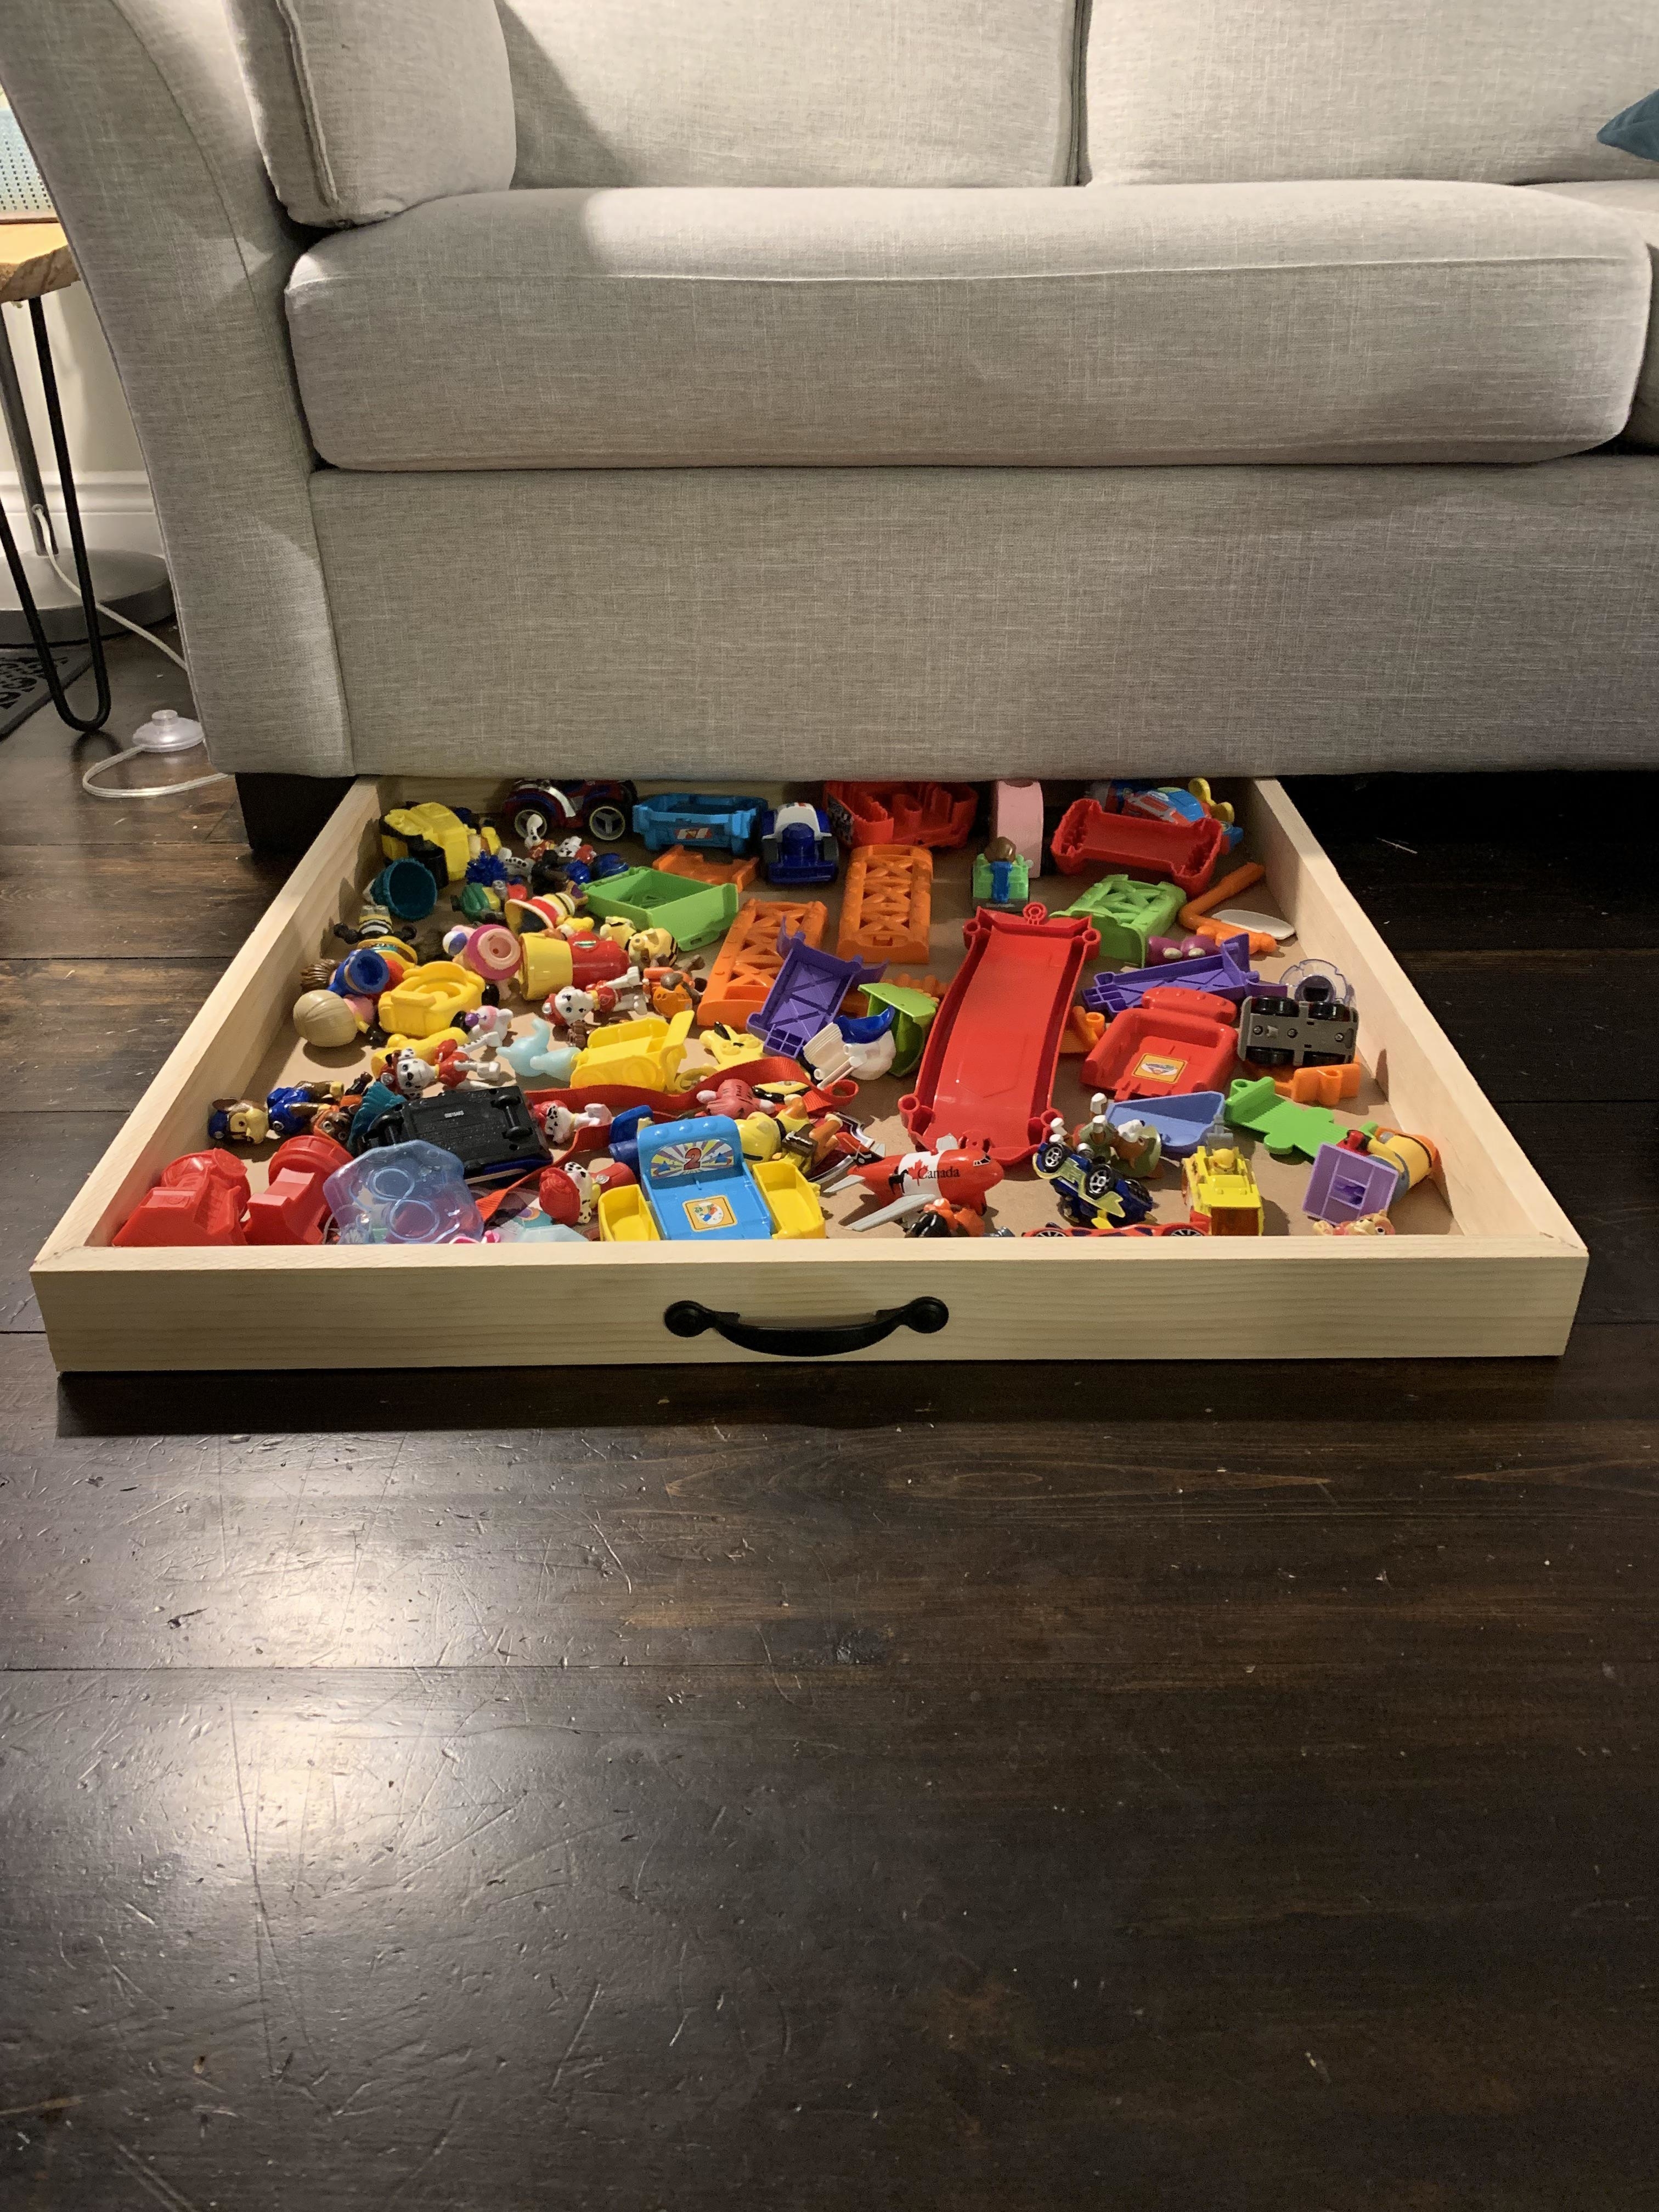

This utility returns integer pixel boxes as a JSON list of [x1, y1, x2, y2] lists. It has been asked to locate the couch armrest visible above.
[[0, 0, 352, 775]]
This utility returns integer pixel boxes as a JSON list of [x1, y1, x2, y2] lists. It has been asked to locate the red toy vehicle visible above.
[[503, 780, 637, 845]]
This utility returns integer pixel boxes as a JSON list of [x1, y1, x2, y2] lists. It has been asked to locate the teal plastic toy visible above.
[[501, 1018, 580, 1087], [1225, 1075, 1377, 1162], [368, 859, 438, 922], [583, 867, 740, 952], [1053, 874, 1185, 964], [638, 1114, 774, 1241]]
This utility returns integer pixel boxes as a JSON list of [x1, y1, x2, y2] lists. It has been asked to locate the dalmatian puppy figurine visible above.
[[390, 1047, 441, 1099]]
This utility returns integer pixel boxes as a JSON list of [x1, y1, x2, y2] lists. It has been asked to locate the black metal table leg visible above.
[[0, 297, 110, 733]]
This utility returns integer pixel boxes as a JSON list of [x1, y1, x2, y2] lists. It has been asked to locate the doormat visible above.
[[0, 644, 94, 738]]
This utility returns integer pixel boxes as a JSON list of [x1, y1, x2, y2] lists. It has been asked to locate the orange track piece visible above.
[[1268, 1061, 1362, 1105], [653, 844, 759, 891], [699, 898, 827, 1029], [1177, 861, 1279, 955], [837, 843, 933, 967]]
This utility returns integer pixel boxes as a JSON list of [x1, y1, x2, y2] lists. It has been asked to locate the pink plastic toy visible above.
[[990, 780, 1045, 872]]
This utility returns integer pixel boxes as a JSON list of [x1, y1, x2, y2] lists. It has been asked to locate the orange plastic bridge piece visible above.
[[837, 844, 933, 968], [1269, 1061, 1362, 1105], [653, 844, 760, 891], [698, 898, 828, 1029]]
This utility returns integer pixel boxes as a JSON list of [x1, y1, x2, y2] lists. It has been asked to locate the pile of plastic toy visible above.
[[112, 776, 1437, 1251]]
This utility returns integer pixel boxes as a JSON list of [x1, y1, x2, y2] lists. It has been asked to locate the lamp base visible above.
[[0, 546, 172, 644]]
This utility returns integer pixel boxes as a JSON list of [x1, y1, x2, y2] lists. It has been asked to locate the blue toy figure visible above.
[[637, 1115, 774, 1241]]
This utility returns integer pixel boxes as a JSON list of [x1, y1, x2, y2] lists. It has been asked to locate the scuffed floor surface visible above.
[[1, 662, 1657, 2208]]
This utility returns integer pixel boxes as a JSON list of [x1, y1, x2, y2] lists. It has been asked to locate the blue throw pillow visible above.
[[1599, 90, 1659, 162]]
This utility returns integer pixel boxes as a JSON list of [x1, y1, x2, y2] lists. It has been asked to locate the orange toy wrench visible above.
[[1177, 862, 1279, 956]]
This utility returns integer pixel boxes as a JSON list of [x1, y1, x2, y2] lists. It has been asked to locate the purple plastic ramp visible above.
[[746, 928, 885, 1058], [1083, 944, 1260, 1017]]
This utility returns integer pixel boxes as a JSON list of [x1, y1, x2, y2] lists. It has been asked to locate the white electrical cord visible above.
[[46, 543, 189, 671], [42, 537, 233, 802], [80, 738, 229, 800]]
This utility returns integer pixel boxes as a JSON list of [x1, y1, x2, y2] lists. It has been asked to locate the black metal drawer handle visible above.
[[663, 1296, 949, 1358]]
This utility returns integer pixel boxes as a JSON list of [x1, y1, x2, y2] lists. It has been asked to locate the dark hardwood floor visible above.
[[1, 649, 1656, 2210]]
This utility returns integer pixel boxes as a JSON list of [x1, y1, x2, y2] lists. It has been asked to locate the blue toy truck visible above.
[[759, 803, 839, 888], [631, 794, 765, 855]]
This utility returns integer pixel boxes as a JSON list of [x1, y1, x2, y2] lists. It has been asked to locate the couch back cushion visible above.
[[1086, 0, 1659, 186], [227, 0, 516, 226], [501, 0, 1086, 188]]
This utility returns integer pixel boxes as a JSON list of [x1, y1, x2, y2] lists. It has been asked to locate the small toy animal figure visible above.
[[390, 1048, 441, 1099], [541, 1100, 614, 1154], [538, 1160, 596, 1230], [628, 927, 678, 968], [462, 1003, 515, 1047], [1065, 1094, 1163, 1180], [550, 984, 600, 1046], [552, 969, 651, 1043], [208, 1097, 270, 1145]]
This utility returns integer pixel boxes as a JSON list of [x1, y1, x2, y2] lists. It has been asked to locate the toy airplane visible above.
[[823, 1135, 1003, 1232]]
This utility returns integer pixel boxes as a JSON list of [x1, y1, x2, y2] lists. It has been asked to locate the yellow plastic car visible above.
[[381, 802, 473, 884], [571, 1008, 695, 1092], [1182, 1143, 1264, 1235]]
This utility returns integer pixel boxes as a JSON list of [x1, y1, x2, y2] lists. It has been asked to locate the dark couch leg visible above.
[[235, 772, 355, 855]]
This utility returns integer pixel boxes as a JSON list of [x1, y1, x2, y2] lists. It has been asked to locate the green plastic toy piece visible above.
[[1053, 874, 1185, 963], [583, 866, 740, 952], [859, 980, 941, 1079], [1225, 1075, 1377, 1161]]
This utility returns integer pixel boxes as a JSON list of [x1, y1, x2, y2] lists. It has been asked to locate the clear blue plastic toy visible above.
[[501, 1018, 580, 1087], [325, 1141, 484, 1245]]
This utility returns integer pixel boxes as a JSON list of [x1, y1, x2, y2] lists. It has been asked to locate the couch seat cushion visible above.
[[1530, 182, 1659, 446], [287, 180, 1650, 469]]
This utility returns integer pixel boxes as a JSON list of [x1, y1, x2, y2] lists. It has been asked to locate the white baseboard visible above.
[[0, 468, 162, 557]]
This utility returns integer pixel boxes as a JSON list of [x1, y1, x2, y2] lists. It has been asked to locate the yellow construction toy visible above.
[[571, 1009, 695, 1092], [377, 960, 484, 1038], [1183, 1142, 1264, 1235], [380, 802, 479, 884]]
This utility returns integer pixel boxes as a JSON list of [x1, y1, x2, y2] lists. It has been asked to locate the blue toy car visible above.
[[1032, 1124, 1155, 1231], [759, 803, 838, 887], [631, 794, 765, 854], [637, 1115, 774, 1242]]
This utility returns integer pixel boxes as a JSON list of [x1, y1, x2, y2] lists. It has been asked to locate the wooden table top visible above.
[[0, 219, 75, 306]]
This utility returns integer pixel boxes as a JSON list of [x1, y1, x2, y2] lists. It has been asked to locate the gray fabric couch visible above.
[[4, 0, 1658, 789]]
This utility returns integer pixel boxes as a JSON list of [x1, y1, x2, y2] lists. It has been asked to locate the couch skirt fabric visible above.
[[309, 455, 1659, 781]]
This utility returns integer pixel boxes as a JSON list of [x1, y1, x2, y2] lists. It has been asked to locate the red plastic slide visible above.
[[900, 906, 1099, 1165]]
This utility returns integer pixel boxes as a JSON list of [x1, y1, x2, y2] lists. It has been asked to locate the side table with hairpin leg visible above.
[[0, 220, 172, 733]]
